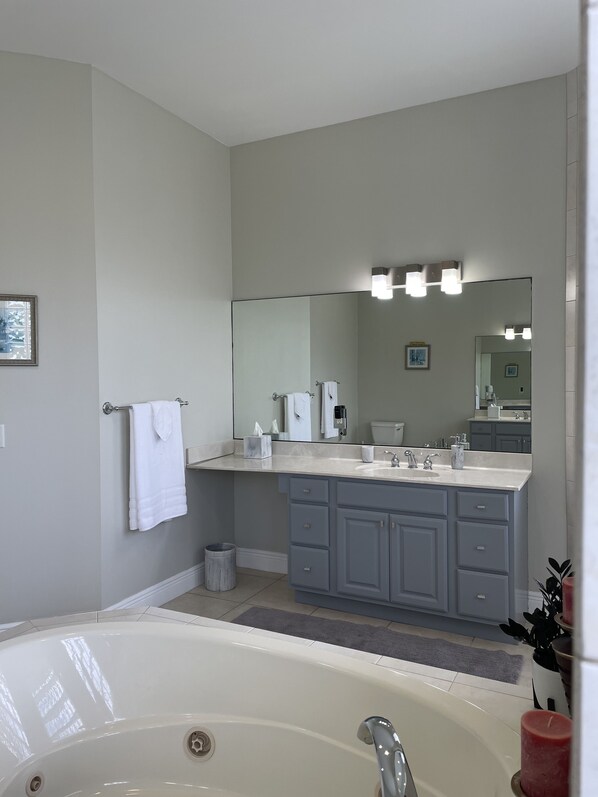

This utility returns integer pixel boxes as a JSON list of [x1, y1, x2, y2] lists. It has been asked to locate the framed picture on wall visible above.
[[405, 343, 430, 370], [0, 294, 38, 366], [505, 363, 518, 378]]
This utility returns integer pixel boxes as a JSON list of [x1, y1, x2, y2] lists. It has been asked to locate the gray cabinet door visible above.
[[389, 514, 448, 612], [336, 508, 389, 601]]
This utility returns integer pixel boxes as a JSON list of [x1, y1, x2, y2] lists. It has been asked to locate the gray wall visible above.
[[231, 77, 567, 578], [0, 54, 101, 622], [0, 55, 235, 622], [92, 71, 234, 607]]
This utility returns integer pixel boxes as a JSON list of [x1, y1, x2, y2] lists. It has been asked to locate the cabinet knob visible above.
[[303, 566, 312, 572], [303, 488, 311, 494], [391, 521, 396, 529], [475, 505, 486, 510], [475, 545, 486, 551], [303, 523, 311, 529], [379, 519, 385, 528], [476, 593, 486, 600]]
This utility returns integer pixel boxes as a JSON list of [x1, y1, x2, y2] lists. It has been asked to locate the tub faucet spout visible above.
[[357, 716, 419, 797]]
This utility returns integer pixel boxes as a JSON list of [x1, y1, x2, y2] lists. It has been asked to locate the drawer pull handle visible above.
[[303, 488, 311, 494], [476, 593, 486, 600], [476, 545, 486, 551], [303, 566, 312, 572], [475, 505, 486, 510], [303, 523, 312, 529]]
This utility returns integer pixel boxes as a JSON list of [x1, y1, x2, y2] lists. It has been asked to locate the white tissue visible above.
[[270, 420, 279, 434], [253, 422, 263, 436]]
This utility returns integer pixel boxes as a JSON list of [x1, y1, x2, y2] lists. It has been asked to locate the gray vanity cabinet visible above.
[[470, 420, 531, 452], [282, 473, 528, 641]]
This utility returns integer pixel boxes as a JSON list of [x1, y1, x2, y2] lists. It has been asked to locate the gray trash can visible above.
[[204, 543, 237, 592]]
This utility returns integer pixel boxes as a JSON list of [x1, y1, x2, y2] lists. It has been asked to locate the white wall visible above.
[[0, 53, 101, 622], [231, 77, 567, 579], [92, 71, 234, 607]]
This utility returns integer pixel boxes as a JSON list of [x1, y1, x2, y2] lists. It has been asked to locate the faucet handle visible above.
[[423, 453, 439, 470]]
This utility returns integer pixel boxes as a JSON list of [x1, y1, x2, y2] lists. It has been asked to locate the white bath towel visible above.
[[129, 401, 187, 532], [320, 381, 338, 439], [284, 392, 312, 442]]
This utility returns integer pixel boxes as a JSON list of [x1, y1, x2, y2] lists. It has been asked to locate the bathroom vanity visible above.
[[282, 473, 527, 640], [188, 444, 530, 641], [469, 419, 532, 453]]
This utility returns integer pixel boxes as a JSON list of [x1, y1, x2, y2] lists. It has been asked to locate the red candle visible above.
[[520, 710, 572, 797], [562, 576, 574, 626]]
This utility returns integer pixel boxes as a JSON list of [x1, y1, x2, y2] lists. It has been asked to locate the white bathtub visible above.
[[0, 621, 519, 796]]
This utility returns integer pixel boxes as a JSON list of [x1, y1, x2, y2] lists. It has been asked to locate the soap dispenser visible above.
[[450, 436, 465, 470]]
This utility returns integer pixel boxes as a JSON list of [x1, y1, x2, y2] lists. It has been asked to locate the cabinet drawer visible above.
[[289, 477, 329, 503], [456, 491, 509, 521], [457, 522, 509, 573], [289, 545, 329, 591], [497, 422, 531, 435], [337, 480, 447, 516], [290, 503, 329, 547], [457, 570, 509, 622], [470, 421, 492, 434]]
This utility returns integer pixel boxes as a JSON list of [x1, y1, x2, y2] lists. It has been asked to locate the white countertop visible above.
[[467, 416, 531, 423], [188, 452, 531, 491]]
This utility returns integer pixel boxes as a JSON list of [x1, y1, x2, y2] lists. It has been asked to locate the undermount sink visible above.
[[355, 464, 441, 477]]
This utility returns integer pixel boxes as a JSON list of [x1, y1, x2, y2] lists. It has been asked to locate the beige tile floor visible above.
[[0, 567, 534, 733], [160, 567, 534, 732]]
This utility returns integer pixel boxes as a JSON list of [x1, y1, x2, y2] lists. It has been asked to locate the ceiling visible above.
[[0, 0, 580, 146]]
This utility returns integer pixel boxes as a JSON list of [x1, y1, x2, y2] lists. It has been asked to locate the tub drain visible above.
[[25, 774, 44, 796], [184, 727, 215, 761]]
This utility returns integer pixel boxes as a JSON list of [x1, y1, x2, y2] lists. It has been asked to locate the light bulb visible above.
[[441, 267, 462, 295], [522, 327, 532, 340], [405, 270, 425, 297], [505, 326, 515, 341]]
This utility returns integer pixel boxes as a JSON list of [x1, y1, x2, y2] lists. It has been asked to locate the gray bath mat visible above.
[[233, 606, 523, 684]]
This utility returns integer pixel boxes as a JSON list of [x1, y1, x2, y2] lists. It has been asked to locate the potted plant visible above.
[[500, 557, 572, 714]]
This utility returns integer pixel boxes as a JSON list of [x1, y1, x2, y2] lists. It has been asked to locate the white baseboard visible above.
[[107, 562, 205, 610], [236, 547, 288, 574], [106, 548, 288, 611]]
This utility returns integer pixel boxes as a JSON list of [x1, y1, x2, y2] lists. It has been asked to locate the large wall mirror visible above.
[[232, 277, 532, 450]]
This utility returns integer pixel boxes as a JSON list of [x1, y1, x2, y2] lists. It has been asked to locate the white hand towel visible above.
[[129, 401, 187, 532], [320, 381, 338, 439], [284, 392, 312, 441]]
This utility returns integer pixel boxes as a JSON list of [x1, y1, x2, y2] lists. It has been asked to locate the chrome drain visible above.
[[26, 774, 44, 796], [184, 727, 215, 761]]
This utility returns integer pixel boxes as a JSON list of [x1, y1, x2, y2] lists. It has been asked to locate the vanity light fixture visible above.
[[440, 265, 462, 295], [504, 324, 532, 341], [370, 261, 462, 300], [405, 266, 427, 297], [371, 267, 393, 300]]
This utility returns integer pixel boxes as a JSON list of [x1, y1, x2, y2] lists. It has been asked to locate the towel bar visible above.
[[102, 397, 189, 415], [272, 391, 315, 401], [315, 379, 340, 385]]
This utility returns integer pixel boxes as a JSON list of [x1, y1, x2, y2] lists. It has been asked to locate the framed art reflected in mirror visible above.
[[0, 295, 38, 366]]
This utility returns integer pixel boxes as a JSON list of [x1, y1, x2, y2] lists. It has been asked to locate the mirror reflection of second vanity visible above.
[[233, 277, 532, 451], [469, 334, 532, 452]]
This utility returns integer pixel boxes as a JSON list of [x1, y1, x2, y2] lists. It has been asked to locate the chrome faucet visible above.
[[423, 453, 439, 470], [357, 716, 419, 797], [404, 450, 418, 469], [385, 450, 400, 467]]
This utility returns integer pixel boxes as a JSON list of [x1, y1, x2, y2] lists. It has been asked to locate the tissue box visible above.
[[487, 405, 501, 420], [243, 435, 272, 459]]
